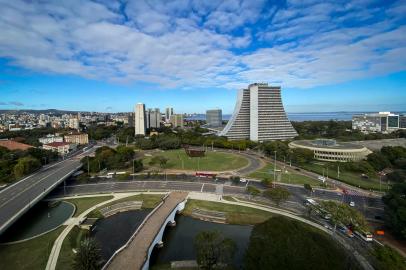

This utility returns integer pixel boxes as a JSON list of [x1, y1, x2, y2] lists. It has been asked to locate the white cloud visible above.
[[0, 0, 404, 90]]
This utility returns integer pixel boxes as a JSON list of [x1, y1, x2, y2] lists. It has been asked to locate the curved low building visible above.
[[289, 139, 372, 162], [220, 83, 297, 141]]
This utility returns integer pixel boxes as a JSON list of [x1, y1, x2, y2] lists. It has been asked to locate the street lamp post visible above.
[[132, 159, 135, 181], [274, 151, 277, 187]]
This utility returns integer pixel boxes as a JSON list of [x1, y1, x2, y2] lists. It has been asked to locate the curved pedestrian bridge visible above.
[[104, 191, 188, 270]]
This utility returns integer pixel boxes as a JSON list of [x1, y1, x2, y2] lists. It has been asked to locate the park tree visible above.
[[246, 186, 260, 197], [13, 156, 41, 179], [304, 183, 313, 194], [386, 170, 406, 183], [263, 187, 290, 206], [319, 201, 368, 232], [73, 238, 102, 270], [149, 156, 169, 170], [382, 182, 406, 239], [367, 152, 391, 171], [372, 245, 406, 270], [261, 177, 273, 187], [194, 230, 237, 270], [289, 148, 314, 165], [244, 216, 356, 270]]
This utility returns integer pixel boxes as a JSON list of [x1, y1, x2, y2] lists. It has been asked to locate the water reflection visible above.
[[0, 201, 74, 243], [150, 215, 252, 268], [91, 210, 151, 262]]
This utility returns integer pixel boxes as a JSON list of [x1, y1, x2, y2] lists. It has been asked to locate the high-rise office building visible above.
[[219, 83, 297, 141], [352, 112, 404, 133], [206, 109, 222, 127], [134, 103, 146, 135], [149, 108, 161, 128], [170, 114, 184, 128], [165, 107, 174, 122]]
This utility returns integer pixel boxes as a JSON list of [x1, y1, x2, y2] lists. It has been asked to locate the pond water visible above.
[[91, 209, 151, 262], [0, 201, 75, 243], [150, 215, 252, 269]]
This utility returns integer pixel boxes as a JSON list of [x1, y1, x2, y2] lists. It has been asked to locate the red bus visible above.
[[196, 172, 217, 179]]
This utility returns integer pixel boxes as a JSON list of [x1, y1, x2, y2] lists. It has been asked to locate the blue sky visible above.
[[0, 0, 405, 113]]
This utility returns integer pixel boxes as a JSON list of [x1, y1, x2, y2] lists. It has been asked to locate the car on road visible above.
[[349, 201, 355, 207], [240, 178, 247, 183]]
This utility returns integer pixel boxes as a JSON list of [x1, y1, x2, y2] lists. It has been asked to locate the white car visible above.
[[349, 201, 355, 207], [240, 178, 247, 183]]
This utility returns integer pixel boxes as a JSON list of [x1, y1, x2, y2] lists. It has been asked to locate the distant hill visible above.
[[0, 109, 80, 114]]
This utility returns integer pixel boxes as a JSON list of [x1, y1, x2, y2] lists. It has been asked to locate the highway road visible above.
[[50, 179, 384, 220], [0, 148, 95, 234]]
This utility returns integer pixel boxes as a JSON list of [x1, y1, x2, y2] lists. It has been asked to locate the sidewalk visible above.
[[45, 192, 150, 270]]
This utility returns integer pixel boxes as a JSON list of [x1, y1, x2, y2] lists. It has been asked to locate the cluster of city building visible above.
[[352, 112, 406, 133], [0, 111, 132, 132], [133, 105, 184, 135]]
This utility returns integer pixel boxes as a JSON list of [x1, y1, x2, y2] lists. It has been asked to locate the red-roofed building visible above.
[[0, 139, 33, 151], [43, 142, 76, 155]]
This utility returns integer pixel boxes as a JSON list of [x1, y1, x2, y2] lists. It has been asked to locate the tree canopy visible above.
[[244, 216, 358, 270], [194, 230, 237, 270]]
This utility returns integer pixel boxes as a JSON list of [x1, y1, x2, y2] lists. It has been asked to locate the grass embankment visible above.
[[143, 149, 249, 171], [248, 162, 325, 187], [183, 199, 272, 225], [64, 196, 114, 217], [301, 162, 388, 191], [88, 194, 163, 218], [0, 226, 65, 270], [55, 226, 88, 270]]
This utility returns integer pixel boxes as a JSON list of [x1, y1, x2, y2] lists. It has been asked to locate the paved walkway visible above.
[[106, 192, 188, 270], [45, 192, 147, 270]]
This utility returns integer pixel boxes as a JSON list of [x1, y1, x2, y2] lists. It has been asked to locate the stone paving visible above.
[[106, 191, 188, 270]]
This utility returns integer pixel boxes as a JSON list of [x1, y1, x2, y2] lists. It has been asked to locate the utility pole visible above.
[[126, 136, 129, 147], [274, 151, 277, 186], [87, 156, 90, 174], [211, 141, 214, 151], [337, 165, 340, 179], [326, 167, 329, 180], [133, 159, 135, 181]]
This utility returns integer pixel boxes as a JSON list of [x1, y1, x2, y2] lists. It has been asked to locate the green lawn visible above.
[[248, 163, 326, 187], [183, 199, 272, 225], [301, 162, 389, 191], [0, 226, 65, 270], [56, 226, 88, 270], [64, 196, 114, 217], [143, 149, 249, 171]]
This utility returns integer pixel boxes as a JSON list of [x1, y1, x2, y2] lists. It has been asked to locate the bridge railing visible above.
[[102, 193, 170, 270]]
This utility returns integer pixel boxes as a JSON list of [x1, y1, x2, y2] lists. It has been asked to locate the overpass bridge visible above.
[[105, 192, 188, 270], [0, 151, 89, 234]]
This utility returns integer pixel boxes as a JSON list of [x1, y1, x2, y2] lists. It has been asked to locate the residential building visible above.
[[170, 114, 184, 128], [400, 115, 406, 129], [148, 108, 161, 128], [206, 109, 222, 127], [134, 103, 146, 135], [69, 117, 80, 130], [219, 83, 297, 141], [128, 113, 134, 127], [352, 112, 405, 133], [39, 134, 64, 144], [64, 133, 89, 145], [43, 142, 75, 155], [165, 107, 174, 122]]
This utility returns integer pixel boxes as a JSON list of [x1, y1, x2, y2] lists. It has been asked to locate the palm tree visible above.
[[73, 237, 103, 270]]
